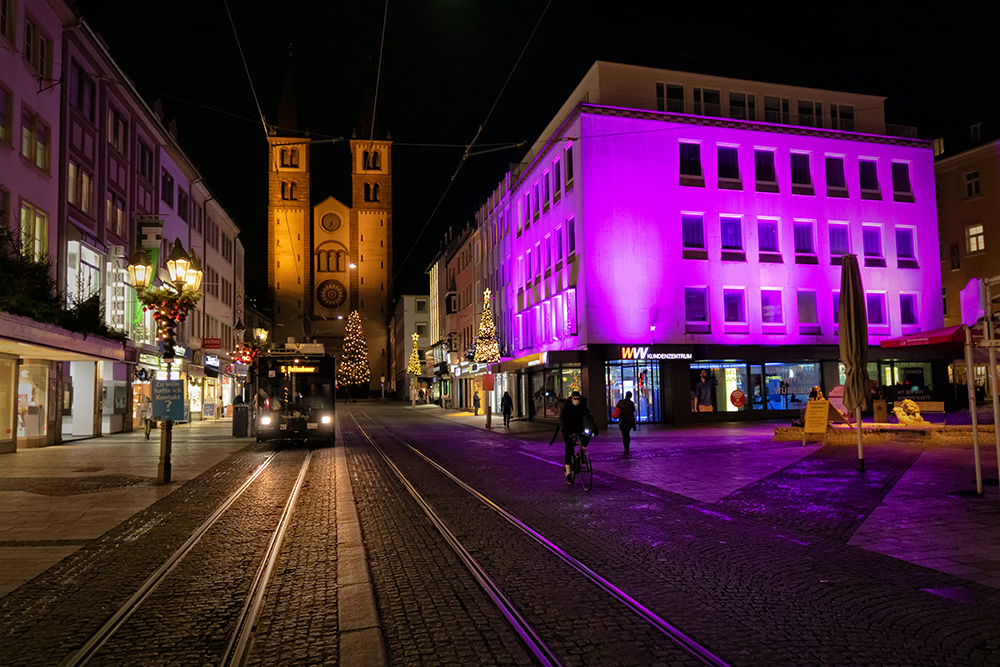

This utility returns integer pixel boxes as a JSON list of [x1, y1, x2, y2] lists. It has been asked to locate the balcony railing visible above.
[[580, 90, 919, 139]]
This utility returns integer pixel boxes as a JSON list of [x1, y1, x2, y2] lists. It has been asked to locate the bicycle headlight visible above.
[[584, 428, 591, 435], [260, 416, 272, 426]]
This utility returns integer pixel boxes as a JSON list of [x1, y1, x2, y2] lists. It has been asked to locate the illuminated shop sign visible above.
[[280, 365, 318, 374], [620, 346, 693, 361], [205, 355, 219, 367]]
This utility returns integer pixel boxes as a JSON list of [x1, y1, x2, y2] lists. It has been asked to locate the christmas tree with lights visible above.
[[474, 289, 501, 363], [407, 332, 421, 375], [338, 310, 371, 386]]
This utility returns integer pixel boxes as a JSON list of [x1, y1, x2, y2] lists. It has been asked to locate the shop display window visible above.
[[606, 360, 661, 422], [17, 362, 49, 438]]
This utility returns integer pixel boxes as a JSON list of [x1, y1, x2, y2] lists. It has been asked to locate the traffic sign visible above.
[[152, 380, 185, 421]]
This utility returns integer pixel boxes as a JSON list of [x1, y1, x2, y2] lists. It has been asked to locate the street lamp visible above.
[[127, 238, 203, 484], [254, 326, 269, 345]]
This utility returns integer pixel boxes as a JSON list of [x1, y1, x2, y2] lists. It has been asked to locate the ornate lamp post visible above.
[[127, 239, 203, 484]]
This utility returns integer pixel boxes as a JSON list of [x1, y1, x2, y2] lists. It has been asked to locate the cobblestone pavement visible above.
[[0, 439, 275, 666], [345, 404, 1000, 666]]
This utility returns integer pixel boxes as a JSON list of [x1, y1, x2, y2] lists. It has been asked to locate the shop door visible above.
[[749, 364, 765, 410]]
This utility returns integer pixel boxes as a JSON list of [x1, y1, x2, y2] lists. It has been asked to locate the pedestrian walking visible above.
[[501, 391, 513, 427], [473, 391, 481, 416], [614, 391, 637, 456], [140, 395, 153, 439]]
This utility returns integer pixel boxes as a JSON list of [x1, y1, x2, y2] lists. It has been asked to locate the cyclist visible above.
[[550, 391, 597, 485]]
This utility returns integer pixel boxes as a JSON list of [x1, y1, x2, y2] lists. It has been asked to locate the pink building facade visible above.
[[485, 63, 942, 425]]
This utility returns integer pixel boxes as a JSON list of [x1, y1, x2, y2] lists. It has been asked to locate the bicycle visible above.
[[566, 432, 593, 491]]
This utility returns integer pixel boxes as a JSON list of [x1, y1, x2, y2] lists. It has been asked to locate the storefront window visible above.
[[845, 361, 933, 402], [0, 356, 15, 446], [528, 364, 582, 419], [189, 381, 203, 413], [17, 361, 49, 438], [693, 360, 819, 413], [607, 360, 660, 422]]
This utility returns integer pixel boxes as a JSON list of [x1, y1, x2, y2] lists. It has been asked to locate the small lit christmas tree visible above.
[[474, 289, 501, 363], [407, 332, 421, 375], [338, 310, 371, 386]]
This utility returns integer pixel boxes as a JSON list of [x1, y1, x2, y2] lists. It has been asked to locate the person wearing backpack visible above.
[[613, 391, 637, 456]]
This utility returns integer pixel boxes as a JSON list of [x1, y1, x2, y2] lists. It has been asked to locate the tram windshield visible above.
[[257, 366, 335, 414]]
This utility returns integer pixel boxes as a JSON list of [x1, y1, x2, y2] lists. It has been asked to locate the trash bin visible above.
[[873, 399, 888, 423], [233, 404, 249, 437]]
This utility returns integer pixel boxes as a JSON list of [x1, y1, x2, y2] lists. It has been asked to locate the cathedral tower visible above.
[[267, 51, 312, 341]]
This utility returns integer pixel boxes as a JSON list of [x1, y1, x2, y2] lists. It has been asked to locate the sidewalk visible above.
[[0, 418, 246, 596], [417, 403, 1000, 589]]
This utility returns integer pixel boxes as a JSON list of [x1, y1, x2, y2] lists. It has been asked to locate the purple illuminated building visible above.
[[474, 62, 942, 425]]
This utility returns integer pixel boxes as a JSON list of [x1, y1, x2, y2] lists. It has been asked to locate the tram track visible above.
[[352, 411, 730, 667], [58, 449, 312, 667]]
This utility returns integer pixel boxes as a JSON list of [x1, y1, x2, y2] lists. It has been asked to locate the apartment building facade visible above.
[[475, 62, 940, 425]]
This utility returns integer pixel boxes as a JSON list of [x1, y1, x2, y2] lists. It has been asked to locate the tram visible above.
[[251, 342, 336, 444]]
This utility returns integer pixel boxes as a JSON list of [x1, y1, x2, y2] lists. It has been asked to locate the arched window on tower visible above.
[[371, 151, 381, 170], [335, 250, 347, 272], [289, 182, 297, 200], [290, 148, 299, 168], [363, 150, 370, 170], [364, 183, 372, 202], [281, 181, 290, 200], [372, 183, 380, 202], [316, 251, 330, 273], [280, 149, 289, 167]]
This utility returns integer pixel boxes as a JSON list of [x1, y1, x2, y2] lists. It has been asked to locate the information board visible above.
[[802, 399, 830, 445], [152, 380, 185, 421]]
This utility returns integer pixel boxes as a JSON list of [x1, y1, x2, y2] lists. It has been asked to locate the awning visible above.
[[879, 324, 981, 348]]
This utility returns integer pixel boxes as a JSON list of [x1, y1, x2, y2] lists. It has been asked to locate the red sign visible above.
[[730, 389, 746, 407], [482, 374, 495, 391], [204, 338, 221, 350]]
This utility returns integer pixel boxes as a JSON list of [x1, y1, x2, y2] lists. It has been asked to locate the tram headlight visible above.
[[321, 415, 332, 424], [260, 416, 272, 426]]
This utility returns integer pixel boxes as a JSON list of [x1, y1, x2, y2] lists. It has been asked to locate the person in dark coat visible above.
[[473, 391, 481, 416], [500, 391, 513, 427], [549, 391, 597, 484], [614, 391, 637, 456]]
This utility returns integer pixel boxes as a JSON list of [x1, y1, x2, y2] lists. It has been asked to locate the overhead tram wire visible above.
[[367, 0, 390, 157], [392, 0, 553, 284], [223, 0, 269, 141]]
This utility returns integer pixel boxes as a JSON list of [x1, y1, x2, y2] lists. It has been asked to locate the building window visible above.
[[19, 201, 48, 262], [966, 171, 981, 198], [891, 162, 913, 201], [543, 172, 550, 212], [793, 220, 815, 255], [553, 158, 561, 200], [728, 92, 755, 121], [798, 291, 819, 324], [161, 170, 174, 207], [943, 287, 948, 317], [416, 299, 427, 313], [684, 287, 709, 325], [554, 226, 563, 265], [790, 153, 812, 194], [564, 144, 574, 189], [138, 141, 153, 182], [866, 293, 886, 325], [23, 20, 52, 80], [0, 85, 10, 145], [681, 214, 705, 249], [177, 189, 189, 220], [950, 243, 961, 270], [896, 227, 916, 260], [567, 217, 576, 257], [68, 161, 93, 215], [70, 62, 96, 123], [695, 88, 721, 116], [533, 182, 540, 220], [900, 294, 918, 326], [108, 108, 128, 155], [656, 83, 684, 112], [754, 149, 777, 189], [534, 241, 542, 280], [723, 289, 745, 323], [971, 123, 982, 143], [20, 109, 50, 171], [757, 218, 779, 253], [863, 226, 882, 257], [0, 0, 13, 42], [829, 223, 850, 258], [523, 193, 531, 230], [720, 216, 742, 251], [825, 156, 847, 196], [859, 160, 881, 199], [761, 289, 783, 324], [797, 100, 822, 128], [763, 96, 790, 124], [933, 138, 945, 156], [544, 235, 552, 273], [967, 224, 985, 253], [830, 105, 854, 131], [718, 146, 740, 184], [679, 142, 702, 181], [106, 191, 125, 236]]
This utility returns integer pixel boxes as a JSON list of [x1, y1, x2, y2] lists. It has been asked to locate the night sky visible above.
[[77, 0, 1000, 304]]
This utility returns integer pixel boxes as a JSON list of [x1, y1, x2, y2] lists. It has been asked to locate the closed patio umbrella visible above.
[[838, 253, 870, 472]]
